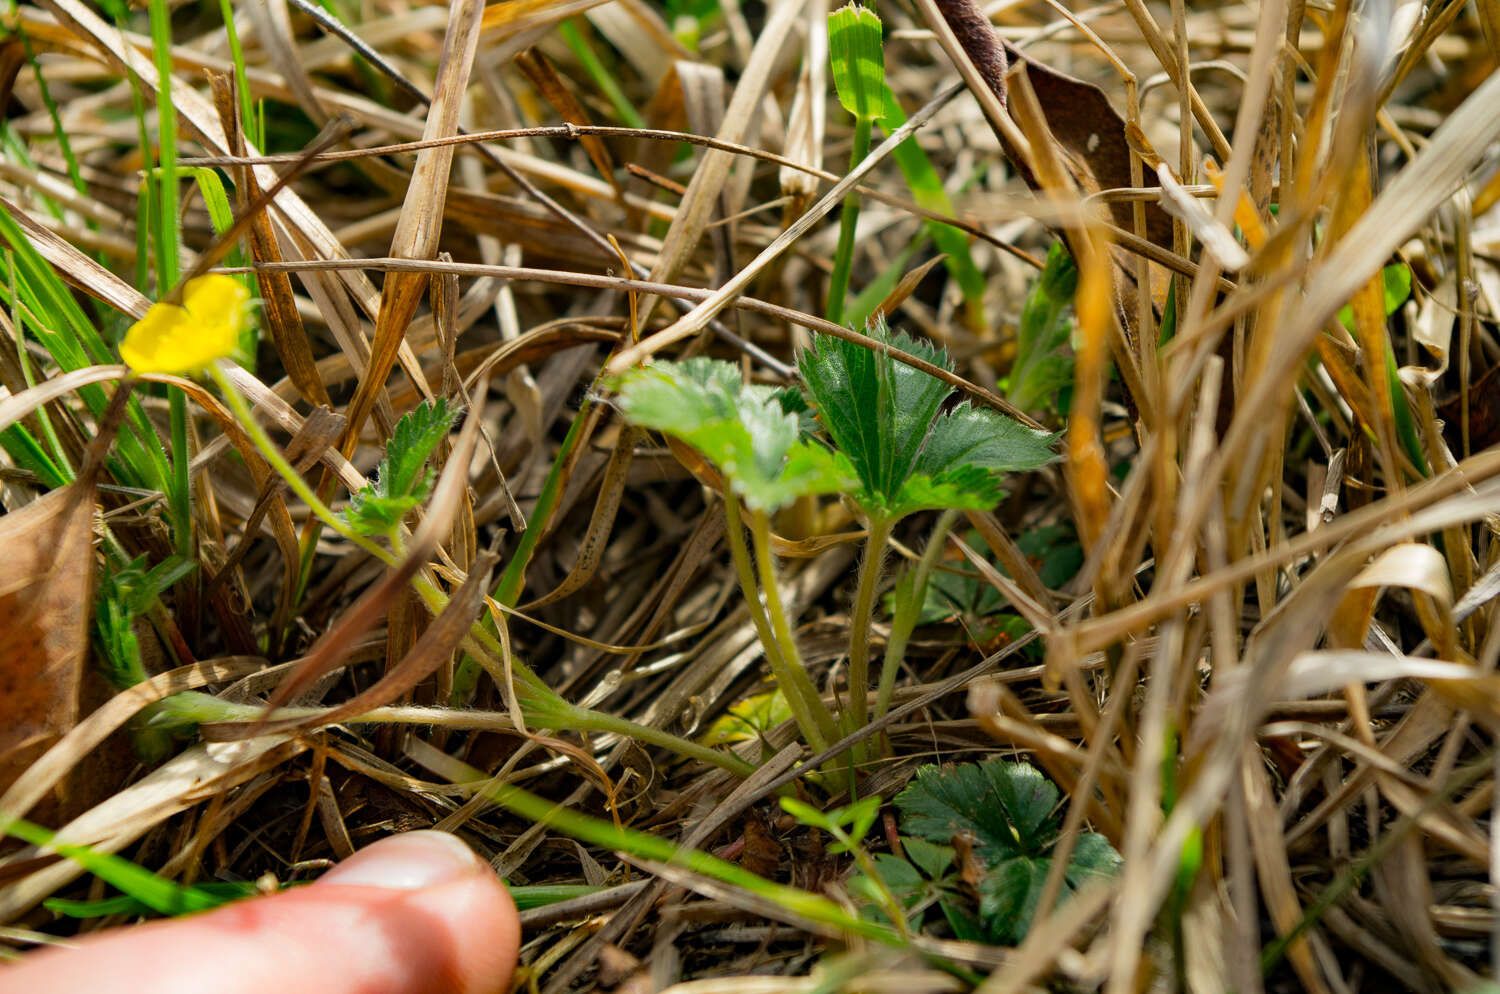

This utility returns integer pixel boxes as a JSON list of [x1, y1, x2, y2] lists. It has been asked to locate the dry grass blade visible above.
[[339, 0, 483, 453]]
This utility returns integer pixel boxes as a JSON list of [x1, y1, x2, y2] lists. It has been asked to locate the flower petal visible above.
[[182, 274, 250, 330], [120, 275, 249, 374]]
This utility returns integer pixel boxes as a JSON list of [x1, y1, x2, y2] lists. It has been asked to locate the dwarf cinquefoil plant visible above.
[[616, 358, 849, 751], [616, 326, 1054, 762], [796, 320, 1056, 737]]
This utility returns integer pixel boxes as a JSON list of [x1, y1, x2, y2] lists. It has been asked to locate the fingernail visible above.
[[317, 830, 483, 890]]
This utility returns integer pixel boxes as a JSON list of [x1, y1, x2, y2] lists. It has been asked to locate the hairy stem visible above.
[[845, 513, 893, 736], [726, 499, 831, 753], [875, 509, 959, 725], [748, 508, 839, 751]]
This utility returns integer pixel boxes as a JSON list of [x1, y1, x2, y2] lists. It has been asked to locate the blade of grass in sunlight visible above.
[[825, 3, 885, 327]]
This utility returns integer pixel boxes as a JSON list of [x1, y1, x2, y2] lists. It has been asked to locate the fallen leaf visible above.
[[0, 481, 97, 800]]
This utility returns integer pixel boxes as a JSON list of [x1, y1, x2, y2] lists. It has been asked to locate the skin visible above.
[[0, 830, 521, 994]]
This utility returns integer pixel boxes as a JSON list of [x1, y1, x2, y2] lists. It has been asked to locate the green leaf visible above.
[[614, 358, 849, 511], [797, 320, 950, 512], [384, 398, 457, 498], [897, 402, 1055, 513], [849, 852, 932, 917], [895, 758, 1060, 858], [902, 837, 955, 881], [1067, 831, 1123, 886], [700, 689, 793, 745], [46, 881, 259, 919], [780, 797, 834, 832], [977, 855, 1050, 945], [95, 554, 197, 689], [799, 323, 1055, 519], [1006, 242, 1078, 412], [840, 796, 881, 850], [977, 832, 1119, 945], [344, 399, 456, 535], [828, 4, 885, 122], [877, 91, 985, 314], [885, 464, 1006, 519], [893, 760, 1120, 945], [1016, 524, 1084, 590]]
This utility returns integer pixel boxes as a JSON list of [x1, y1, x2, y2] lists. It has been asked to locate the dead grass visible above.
[[2, 0, 1500, 991]]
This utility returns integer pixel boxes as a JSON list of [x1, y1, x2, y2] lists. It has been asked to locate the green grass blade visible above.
[[217, 0, 260, 149], [3, 818, 225, 917], [877, 89, 985, 319]]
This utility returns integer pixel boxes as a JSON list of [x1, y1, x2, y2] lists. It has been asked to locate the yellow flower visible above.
[[121, 274, 250, 374]]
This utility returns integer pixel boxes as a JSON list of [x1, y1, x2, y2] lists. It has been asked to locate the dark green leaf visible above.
[[910, 402, 1058, 481], [895, 758, 1060, 859], [901, 837, 954, 880], [1015, 524, 1084, 589], [800, 323, 1055, 519], [848, 853, 943, 928], [797, 320, 951, 513], [977, 855, 1050, 945], [1067, 831, 1123, 887]]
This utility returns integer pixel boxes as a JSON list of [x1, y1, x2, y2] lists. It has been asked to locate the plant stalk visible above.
[[825, 115, 872, 327], [845, 513, 893, 736], [875, 509, 958, 725], [748, 508, 839, 750], [726, 499, 832, 752]]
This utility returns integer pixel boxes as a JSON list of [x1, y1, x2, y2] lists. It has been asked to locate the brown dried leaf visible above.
[[0, 480, 96, 798]]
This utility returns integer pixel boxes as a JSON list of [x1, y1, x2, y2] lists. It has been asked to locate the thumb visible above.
[[1, 830, 520, 994]]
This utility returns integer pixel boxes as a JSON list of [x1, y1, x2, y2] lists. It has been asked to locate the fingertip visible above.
[[2, 831, 521, 994]]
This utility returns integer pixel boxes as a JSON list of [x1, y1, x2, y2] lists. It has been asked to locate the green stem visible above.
[[491, 400, 592, 606], [208, 363, 392, 565], [452, 400, 595, 706], [845, 513, 892, 736], [168, 391, 191, 558], [420, 749, 896, 944], [825, 115, 872, 327], [561, 706, 756, 777], [748, 509, 838, 750], [874, 509, 958, 726], [726, 498, 827, 753]]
